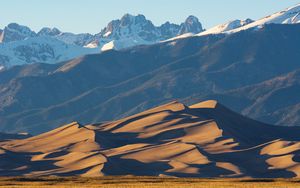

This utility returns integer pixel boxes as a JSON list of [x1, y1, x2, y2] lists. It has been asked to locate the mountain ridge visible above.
[[0, 14, 203, 68], [1, 3, 300, 68], [0, 23, 300, 134]]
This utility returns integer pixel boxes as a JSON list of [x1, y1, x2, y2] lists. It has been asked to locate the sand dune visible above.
[[1, 100, 300, 178]]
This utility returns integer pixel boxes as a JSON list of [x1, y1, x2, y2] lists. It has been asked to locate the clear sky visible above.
[[1, 0, 299, 34]]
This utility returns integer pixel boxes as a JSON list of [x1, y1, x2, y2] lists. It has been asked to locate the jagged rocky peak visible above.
[[6, 23, 35, 35], [98, 13, 203, 40], [0, 14, 204, 59], [118, 13, 153, 27], [178, 15, 203, 35], [105, 20, 120, 34], [1, 23, 37, 42], [120, 13, 133, 24], [159, 21, 180, 39], [38, 27, 61, 36], [98, 13, 157, 39], [121, 14, 156, 33], [120, 13, 140, 26], [91, 13, 204, 50]]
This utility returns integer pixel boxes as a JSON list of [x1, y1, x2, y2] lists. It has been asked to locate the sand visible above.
[[1, 100, 300, 178]]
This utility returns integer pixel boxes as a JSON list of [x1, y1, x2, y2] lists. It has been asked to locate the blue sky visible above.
[[1, 0, 299, 34]]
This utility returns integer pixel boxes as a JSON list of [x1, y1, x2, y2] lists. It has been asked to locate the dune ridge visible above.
[[1, 100, 300, 178]]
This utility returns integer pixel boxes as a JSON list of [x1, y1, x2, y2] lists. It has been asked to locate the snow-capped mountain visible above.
[[0, 23, 37, 43], [197, 19, 253, 36], [37, 27, 61, 36], [94, 14, 161, 51], [228, 3, 300, 33], [165, 3, 300, 41], [178, 15, 203, 35], [96, 14, 159, 41], [0, 14, 203, 68], [91, 14, 203, 51], [38, 27, 94, 47], [3, 2, 299, 69], [36, 14, 203, 51], [0, 37, 98, 68], [196, 3, 300, 37]]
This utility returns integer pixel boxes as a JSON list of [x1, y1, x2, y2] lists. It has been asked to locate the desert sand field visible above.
[[0, 177, 300, 188], [1, 100, 300, 178]]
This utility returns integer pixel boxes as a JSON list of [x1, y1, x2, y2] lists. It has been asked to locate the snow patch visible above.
[[84, 41, 99, 48], [161, 33, 194, 43], [101, 41, 115, 51], [103, 31, 112, 37]]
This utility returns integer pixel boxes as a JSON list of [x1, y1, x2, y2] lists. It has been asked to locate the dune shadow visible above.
[[0, 150, 61, 176], [102, 156, 172, 176]]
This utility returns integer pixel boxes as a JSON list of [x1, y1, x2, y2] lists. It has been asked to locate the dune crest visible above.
[[1, 100, 300, 178], [189, 100, 218, 109]]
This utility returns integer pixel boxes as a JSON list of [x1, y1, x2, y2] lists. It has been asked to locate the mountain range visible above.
[[0, 4, 299, 135], [1, 100, 300, 177], [1, 3, 299, 69], [0, 14, 202, 68], [0, 23, 299, 134]]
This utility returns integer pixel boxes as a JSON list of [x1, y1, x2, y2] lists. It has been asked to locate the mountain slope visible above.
[[198, 19, 253, 36], [195, 3, 300, 37], [202, 69, 300, 127], [0, 37, 98, 67], [38, 27, 94, 47], [0, 23, 300, 134], [228, 3, 300, 33], [1, 100, 300, 177], [170, 3, 300, 40]]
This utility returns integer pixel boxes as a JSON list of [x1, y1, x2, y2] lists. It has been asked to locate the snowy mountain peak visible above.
[[227, 3, 300, 33], [38, 27, 62, 36], [6, 23, 35, 35], [185, 15, 200, 24], [98, 13, 157, 39], [0, 23, 36, 43], [120, 13, 135, 26], [0, 14, 204, 67], [195, 3, 300, 37], [198, 18, 253, 36], [37, 27, 93, 47], [0, 36, 97, 67], [91, 14, 204, 51], [178, 15, 203, 35], [119, 14, 148, 26]]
